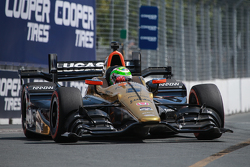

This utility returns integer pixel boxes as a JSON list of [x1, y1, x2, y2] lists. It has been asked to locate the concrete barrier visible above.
[[1, 77, 249, 124]]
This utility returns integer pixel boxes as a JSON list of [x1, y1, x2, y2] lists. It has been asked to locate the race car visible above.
[[19, 41, 233, 143]]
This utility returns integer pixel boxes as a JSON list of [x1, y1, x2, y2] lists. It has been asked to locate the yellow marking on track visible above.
[[189, 139, 250, 167]]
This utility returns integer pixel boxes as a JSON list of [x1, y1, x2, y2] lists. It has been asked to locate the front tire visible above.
[[189, 84, 224, 140], [50, 87, 83, 143]]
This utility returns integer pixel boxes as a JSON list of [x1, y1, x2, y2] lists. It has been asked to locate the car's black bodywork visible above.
[[19, 43, 233, 142]]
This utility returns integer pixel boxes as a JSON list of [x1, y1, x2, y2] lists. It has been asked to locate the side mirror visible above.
[[85, 79, 103, 85], [148, 78, 167, 95], [152, 78, 166, 84]]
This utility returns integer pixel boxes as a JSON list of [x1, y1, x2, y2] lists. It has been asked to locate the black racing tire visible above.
[[21, 85, 40, 138], [21, 82, 56, 139], [189, 84, 224, 140], [50, 87, 83, 143]]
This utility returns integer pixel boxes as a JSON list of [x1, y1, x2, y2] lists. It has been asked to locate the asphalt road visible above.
[[0, 112, 249, 167]]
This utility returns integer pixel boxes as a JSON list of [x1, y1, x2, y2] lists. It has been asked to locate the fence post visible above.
[[218, 5, 224, 79], [173, 0, 177, 77], [162, 0, 167, 67], [124, 0, 129, 60], [200, 0, 205, 80], [157, 0, 160, 67], [247, 7, 250, 77], [225, 3, 230, 78], [240, 7, 244, 78], [147, 0, 151, 68], [233, 7, 237, 78], [191, 0, 197, 81], [212, 4, 218, 78], [232, 0, 244, 78], [109, 0, 114, 42], [181, 0, 186, 80], [205, 2, 212, 80]]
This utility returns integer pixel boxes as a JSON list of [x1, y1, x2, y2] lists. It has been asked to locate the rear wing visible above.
[[19, 52, 173, 85], [141, 67, 172, 78], [19, 52, 142, 84]]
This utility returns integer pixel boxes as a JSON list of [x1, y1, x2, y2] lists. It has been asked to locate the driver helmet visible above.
[[110, 66, 132, 85]]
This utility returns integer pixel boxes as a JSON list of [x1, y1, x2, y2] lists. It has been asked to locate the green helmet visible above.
[[110, 66, 132, 85]]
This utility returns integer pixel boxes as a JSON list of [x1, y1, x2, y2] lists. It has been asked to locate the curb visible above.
[[0, 118, 21, 125]]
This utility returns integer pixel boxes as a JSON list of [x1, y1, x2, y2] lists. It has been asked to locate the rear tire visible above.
[[21, 85, 40, 138], [50, 87, 83, 143], [189, 84, 224, 140], [21, 82, 56, 139]]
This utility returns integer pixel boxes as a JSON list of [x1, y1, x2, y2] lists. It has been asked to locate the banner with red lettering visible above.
[[0, 0, 96, 65]]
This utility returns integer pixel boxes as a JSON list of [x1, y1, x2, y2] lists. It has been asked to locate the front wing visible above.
[[62, 121, 233, 138], [61, 103, 233, 138]]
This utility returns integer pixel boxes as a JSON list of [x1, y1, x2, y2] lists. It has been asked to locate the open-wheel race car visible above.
[[19, 42, 233, 143]]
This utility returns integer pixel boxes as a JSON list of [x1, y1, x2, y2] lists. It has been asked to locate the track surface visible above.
[[0, 112, 249, 167]]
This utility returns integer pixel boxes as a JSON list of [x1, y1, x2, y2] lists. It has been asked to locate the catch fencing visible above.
[[96, 0, 250, 81]]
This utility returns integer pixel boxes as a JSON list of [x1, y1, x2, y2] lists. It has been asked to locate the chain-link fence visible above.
[[96, 0, 250, 81], [1, 0, 249, 81]]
